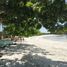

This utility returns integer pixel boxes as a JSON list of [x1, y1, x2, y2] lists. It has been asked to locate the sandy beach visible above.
[[0, 35, 67, 67], [26, 35, 67, 62]]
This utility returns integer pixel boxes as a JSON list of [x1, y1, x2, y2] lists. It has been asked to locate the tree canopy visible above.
[[0, 0, 67, 36]]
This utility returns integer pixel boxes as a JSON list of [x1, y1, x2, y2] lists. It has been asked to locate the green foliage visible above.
[[26, 1, 33, 7], [63, 23, 67, 34], [39, 0, 66, 32], [0, 0, 67, 36]]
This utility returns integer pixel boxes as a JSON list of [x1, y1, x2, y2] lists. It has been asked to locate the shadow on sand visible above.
[[0, 44, 67, 67]]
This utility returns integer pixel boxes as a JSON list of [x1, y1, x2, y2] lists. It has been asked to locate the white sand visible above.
[[1, 53, 24, 60], [0, 35, 67, 63], [25, 35, 67, 62]]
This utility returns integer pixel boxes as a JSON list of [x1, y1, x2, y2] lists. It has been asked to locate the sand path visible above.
[[0, 35, 67, 67], [26, 35, 67, 62]]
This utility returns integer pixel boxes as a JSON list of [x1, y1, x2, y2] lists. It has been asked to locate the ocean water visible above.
[[43, 34, 67, 42]]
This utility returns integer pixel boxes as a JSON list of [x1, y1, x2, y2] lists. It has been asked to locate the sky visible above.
[[39, 26, 48, 33], [66, 0, 67, 2], [0, 23, 2, 32]]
